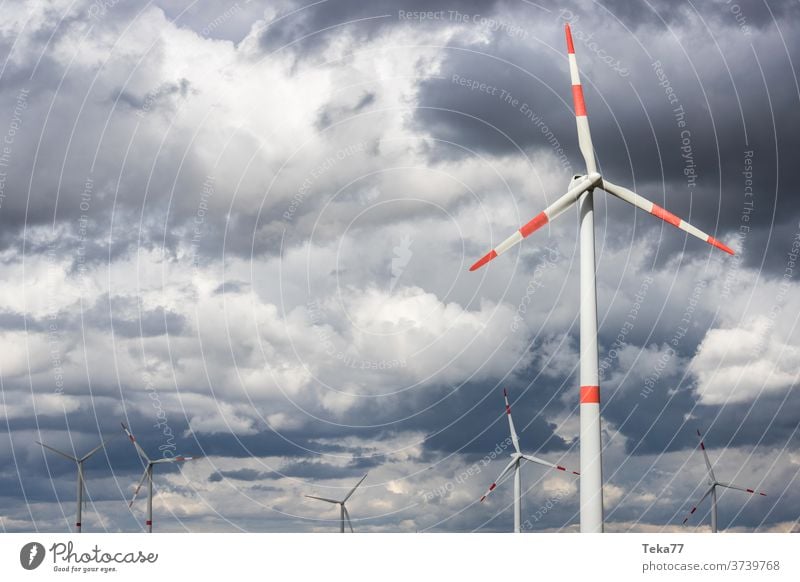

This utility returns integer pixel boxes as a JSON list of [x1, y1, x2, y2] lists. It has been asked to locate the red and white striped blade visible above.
[[121, 422, 151, 463], [681, 485, 714, 525], [601, 180, 734, 255], [696, 429, 716, 481], [503, 389, 521, 454], [129, 466, 150, 508], [479, 457, 517, 502], [521, 454, 579, 475], [565, 24, 597, 174], [718, 482, 767, 496], [469, 174, 597, 271]]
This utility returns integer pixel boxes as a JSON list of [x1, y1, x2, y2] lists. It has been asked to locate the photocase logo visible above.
[[390, 234, 413, 291], [20, 542, 45, 570]]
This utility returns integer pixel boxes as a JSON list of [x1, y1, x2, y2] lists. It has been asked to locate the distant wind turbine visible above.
[[479, 389, 578, 532], [682, 429, 767, 533], [36, 432, 118, 532], [306, 473, 368, 532], [121, 422, 199, 533]]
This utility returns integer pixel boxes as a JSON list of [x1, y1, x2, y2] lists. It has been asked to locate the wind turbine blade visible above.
[[479, 457, 518, 502], [600, 179, 734, 255], [695, 429, 716, 482], [681, 486, 714, 525], [129, 466, 151, 508], [343, 473, 368, 502], [120, 423, 151, 463], [80, 432, 119, 462], [565, 23, 597, 174], [305, 495, 339, 504], [717, 482, 767, 496], [343, 506, 355, 533], [503, 389, 521, 454], [36, 441, 78, 462], [469, 174, 598, 271], [521, 454, 580, 475]]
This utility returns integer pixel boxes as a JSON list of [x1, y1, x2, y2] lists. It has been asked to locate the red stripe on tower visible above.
[[580, 385, 600, 404], [572, 85, 587, 117], [146, 520, 152, 525], [489, 483, 496, 491], [557, 466, 566, 471], [565, 24, 575, 54]]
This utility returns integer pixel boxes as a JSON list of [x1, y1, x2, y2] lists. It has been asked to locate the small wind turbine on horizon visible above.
[[682, 429, 767, 533], [36, 432, 118, 532], [306, 473, 368, 533], [479, 389, 578, 532], [469, 24, 734, 532], [121, 422, 199, 533]]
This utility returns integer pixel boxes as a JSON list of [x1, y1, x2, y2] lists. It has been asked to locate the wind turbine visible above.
[[121, 422, 199, 533], [469, 24, 734, 532], [36, 432, 118, 532], [306, 473, 368, 532], [682, 429, 767, 533], [479, 389, 578, 532]]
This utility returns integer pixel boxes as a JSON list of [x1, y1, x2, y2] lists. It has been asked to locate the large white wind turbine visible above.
[[479, 389, 578, 532], [306, 473, 368, 533], [121, 422, 199, 533], [36, 433, 118, 532], [682, 429, 767, 533], [469, 25, 734, 532]]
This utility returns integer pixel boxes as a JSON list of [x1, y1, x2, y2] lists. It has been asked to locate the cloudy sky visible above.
[[1, 0, 798, 533]]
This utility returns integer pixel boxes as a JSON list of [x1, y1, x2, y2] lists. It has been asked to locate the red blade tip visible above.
[[469, 250, 497, 271], [708, 236, 734, 255], [565, 24, 575, 54]]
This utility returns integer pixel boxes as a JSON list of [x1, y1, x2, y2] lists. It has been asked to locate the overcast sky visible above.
[[1, 0, 798, 533]]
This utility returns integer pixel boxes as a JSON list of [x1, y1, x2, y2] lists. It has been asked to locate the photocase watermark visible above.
[[420, 437, 513, 502], [451, 74, 572, 172], [556, 10, 629, 77], [641, 279, 707, 399], [754, 222, 800, 351], [189, 175, 215, 270], [397, 10, 528, 40], [20, 542, 46, 570], [201, 3, 245, 37], [723, 0, 752, 37], [720, 149, 755, 299], [510, 245, 561, 332], [599, 275, 654, 379], [284, 141, 366, 222], [521, 487, 573, 528], [142, 372, 179, 459], [306, 299, 407, 370], [87, 0, 122, 21], [390, 234, 413, 292], [652, 60, 697, 190], [0, 87, 29, 211]]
